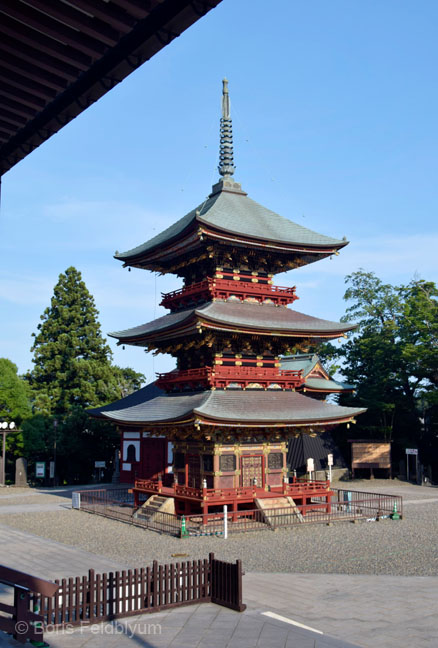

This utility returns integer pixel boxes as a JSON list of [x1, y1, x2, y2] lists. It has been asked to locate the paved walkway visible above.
[[0, 525, 437, 647], [0, 524, 127, 580]]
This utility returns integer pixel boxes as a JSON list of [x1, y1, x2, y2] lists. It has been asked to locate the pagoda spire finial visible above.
[[218, 78, 236, 178]]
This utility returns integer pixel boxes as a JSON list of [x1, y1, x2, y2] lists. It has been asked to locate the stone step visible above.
[[255, 496, 304, 526], [261, 497, 291, 508], [134, 495, 175, 521]]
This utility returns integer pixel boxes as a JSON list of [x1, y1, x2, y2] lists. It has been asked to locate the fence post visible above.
[[209, 553, 214, 602], [223, 505, 228, 539], [235, 559, 246, 612], [152, 560, 158, 609], [88, 569, 95, 622]]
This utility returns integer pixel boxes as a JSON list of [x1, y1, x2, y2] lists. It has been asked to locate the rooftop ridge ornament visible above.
[[218, 78, 236, 178]]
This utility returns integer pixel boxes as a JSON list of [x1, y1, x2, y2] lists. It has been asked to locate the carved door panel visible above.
[[241, 455, 263, 487], [141, 438, 166, 480], [187, 454, 201, 488]]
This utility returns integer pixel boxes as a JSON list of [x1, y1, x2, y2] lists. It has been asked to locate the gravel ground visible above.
[[0, 493, 66, 506], [1, 479, 437, 577]]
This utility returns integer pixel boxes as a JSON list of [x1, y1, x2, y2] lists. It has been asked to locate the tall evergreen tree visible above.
[[28, 266, 125, 415]]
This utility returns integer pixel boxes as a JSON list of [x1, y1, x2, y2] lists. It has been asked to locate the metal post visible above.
[[223, 504, 228, 539], [0, 424, 15, 487], [1, 432, 6, 487], [406, 455, 409, 482]]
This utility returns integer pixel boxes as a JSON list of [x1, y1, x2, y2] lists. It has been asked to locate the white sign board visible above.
[[95, 461, 106, 468], [406, 448, 418, 455], [35, 462, 45, 478], [307, 457, 315, 473], [327, 453, 334, 467], [49, 461, 55, 479]]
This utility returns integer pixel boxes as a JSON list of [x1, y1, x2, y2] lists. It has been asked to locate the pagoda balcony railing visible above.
[[133, 478, 331, 503], [160, 277, 298, 310], [155, 365, 304, 391]]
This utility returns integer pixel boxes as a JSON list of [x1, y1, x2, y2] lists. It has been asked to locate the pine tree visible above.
[[28, 266, 122, 415]]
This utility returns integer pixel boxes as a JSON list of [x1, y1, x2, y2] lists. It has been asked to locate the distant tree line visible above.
[[0, 267, 144, 485]]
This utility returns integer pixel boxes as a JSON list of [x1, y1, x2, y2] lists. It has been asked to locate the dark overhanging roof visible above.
[[0, 0, 222, 175], [88, 382, 366, 426]]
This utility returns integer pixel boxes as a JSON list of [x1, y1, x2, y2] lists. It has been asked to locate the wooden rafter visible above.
[[0, 0, 223, 175]]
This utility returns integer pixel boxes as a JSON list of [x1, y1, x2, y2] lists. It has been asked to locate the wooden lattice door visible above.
[[241, 455, 263, 487], [187, 454, 201, 488]]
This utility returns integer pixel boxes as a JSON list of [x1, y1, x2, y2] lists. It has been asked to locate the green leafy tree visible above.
[[0, 358, 31, 423], [325, 270, 438, 472], [0, 358, 32, 457]]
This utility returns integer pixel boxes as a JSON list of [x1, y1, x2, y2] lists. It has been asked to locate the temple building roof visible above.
[[115, 183, 348, 268], [89, 382, 365, 427], [110, 301, 355, 345], [287, 431, 347, 471], [114, 79, 349, 274], [281, 353, 355, 394]]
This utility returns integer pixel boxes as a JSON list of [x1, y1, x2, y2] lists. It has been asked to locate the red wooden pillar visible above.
[[202, 500, 208, 519], [326, 491, 332, 514], [232, 500, 238, 522], [202, 482, 208, 520]]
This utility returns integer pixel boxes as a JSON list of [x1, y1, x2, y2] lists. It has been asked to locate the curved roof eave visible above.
[[114, 186, 349, 264], [108, 302, 356, 343]]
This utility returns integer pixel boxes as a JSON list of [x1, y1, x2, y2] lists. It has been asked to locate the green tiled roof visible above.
[[305, 377, 355, 392], [115, 184, 347, 262], [281, 354, 355, 393], [281, 354, 319, 376]]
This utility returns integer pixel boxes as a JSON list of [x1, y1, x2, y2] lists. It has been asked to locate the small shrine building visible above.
[[90, 80, 365, 516]]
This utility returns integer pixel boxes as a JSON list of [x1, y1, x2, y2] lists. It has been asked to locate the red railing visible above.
[[160, 276, 298, 309], [133, 479, 331, 504], [156, 365, 304, 391], [76, 487, 403, 536], [174, 484, 256, 501]]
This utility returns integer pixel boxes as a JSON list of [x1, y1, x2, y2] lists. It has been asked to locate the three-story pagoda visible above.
[[90, 80, 365, 516]]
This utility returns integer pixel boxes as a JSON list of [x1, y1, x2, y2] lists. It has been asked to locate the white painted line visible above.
[[262, 611, 323, 635]]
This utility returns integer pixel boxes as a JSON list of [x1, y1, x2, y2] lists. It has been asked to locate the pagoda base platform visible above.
[[133, 477, 333, 517]]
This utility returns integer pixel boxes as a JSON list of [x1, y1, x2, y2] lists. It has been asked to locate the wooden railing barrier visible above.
[[40, 555, 244, 629], [0, 564, 58, 644]]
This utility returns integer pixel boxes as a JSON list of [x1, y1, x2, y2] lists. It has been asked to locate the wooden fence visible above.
[[0, 564, 58, 644], [35, 553, 245, 629]]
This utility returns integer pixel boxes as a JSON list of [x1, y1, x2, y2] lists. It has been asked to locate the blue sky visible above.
[[1, 0, 437, 382]]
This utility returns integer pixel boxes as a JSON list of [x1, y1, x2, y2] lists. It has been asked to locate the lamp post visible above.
[[0, 421, 16, 487]]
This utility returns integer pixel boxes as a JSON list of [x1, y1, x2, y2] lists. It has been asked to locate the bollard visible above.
[[390, 502, 400, 520], [29, 598, 49, 648], [180, 515, 189, 538]]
